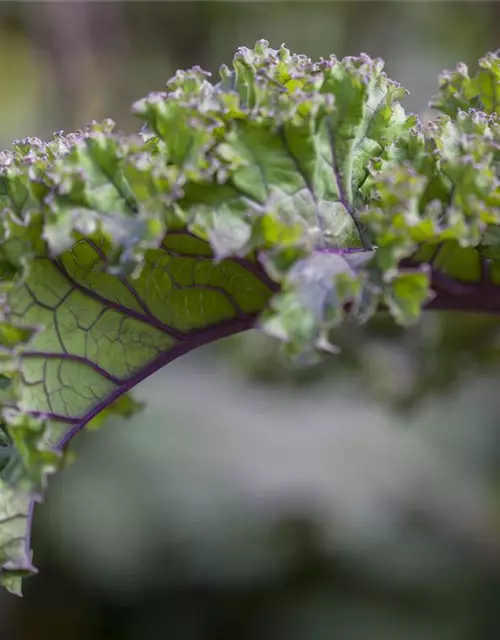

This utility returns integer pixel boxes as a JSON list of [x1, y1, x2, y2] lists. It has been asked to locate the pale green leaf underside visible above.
[[16, 235, 273, 429]]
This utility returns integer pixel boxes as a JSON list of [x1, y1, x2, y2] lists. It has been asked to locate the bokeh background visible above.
[[2, 2, 500, 639]]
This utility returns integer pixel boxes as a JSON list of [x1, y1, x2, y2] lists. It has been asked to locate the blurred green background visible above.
[[2, 3, 500, 639]]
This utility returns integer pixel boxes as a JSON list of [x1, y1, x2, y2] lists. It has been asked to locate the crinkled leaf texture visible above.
[[1, 40, 500, 594]]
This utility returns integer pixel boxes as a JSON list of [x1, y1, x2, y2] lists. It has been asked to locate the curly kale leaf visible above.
[[0, 40, 499, 594], [432, 50, 500, 117]]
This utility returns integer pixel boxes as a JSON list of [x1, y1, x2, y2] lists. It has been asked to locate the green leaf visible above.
[[85, 393, 144, 431], [432, 50, 500, 117], [1, 40, 500, 595], [385, 269, 432, 325]]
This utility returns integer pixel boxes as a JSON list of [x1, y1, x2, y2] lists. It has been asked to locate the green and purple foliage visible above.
[[0, 40, 499, 594]]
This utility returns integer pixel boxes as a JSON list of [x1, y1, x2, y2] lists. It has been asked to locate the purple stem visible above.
[[51, 246, 500, 451], [22, 314, 258, 582], [55, 315, 257, 450], [320, 247, 500, 313], [20, 244, 500, 583]]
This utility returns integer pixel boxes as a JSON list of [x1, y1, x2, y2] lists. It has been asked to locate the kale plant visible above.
[[0, 40, 499, 595]]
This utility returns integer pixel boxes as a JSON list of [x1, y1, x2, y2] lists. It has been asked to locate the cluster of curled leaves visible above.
[[0, 39, 499, 594]]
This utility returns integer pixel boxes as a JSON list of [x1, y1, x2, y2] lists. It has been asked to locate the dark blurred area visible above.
[[2, 3, 500, 639]]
